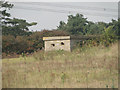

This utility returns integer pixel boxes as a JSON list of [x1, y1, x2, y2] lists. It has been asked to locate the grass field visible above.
[[2, 43, 118, 88]]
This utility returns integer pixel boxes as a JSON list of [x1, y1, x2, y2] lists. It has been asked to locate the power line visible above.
[[14, 6, 118, 18], [14, 2, 117, 13]]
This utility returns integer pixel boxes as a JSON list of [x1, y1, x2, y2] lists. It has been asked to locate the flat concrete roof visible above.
[[43, 36, 70, 41], [43, 35, 99, 41]]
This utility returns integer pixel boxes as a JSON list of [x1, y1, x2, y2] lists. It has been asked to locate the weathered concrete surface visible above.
[[45, 39, 71, 51], [43, 36, 71, 51], [43, 36, 70, 41], [43, 35, 97, 51]]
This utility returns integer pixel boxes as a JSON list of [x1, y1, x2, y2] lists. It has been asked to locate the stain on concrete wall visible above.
[[45, 39, 71, 51], [43, 36, 71, 51]]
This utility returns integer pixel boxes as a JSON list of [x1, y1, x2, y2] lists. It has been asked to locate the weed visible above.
[[2, 43, 118, 88], [61, 72, 66, 84]]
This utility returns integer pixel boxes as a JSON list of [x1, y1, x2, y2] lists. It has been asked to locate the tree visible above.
[[57, 13, 89, 35], [1, 1, 37, 37], [108, 19, 119, 36], [57, 13, 110, 35]]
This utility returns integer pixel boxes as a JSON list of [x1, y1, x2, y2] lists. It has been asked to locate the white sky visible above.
[[6, 0, 120, 2], [5, 1, 119, 31]]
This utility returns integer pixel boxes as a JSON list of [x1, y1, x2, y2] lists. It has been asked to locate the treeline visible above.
[[57, 13, 119, 47], [57, 14, 119, 36], [1, 1, 119, 56], [3, 30, 69, 54]]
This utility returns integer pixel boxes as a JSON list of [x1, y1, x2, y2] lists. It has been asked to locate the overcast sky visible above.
[[7, 0, 120, 2], [6, 1, 118, 31]]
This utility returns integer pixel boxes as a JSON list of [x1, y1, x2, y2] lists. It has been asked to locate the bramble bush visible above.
[[2, 30, 69, 55]]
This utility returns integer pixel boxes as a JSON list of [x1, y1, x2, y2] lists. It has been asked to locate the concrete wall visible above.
[[44, 39, 71, 51], [43, 35, 96, 51]]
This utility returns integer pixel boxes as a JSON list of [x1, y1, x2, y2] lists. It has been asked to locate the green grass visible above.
[[2, 43, 118, 88]]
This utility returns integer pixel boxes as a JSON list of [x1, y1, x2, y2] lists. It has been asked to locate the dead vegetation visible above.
[[2, 43, 118, 88]]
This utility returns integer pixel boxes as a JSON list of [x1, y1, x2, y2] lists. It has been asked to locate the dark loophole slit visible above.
[[51, 44, 55, 46], [61, 42, 64, 45]]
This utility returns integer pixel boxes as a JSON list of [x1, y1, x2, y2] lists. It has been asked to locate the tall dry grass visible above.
[[2, 43, 118, 88]]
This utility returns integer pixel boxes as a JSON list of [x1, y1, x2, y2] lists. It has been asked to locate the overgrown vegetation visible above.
[[2, 43, 118, 88], [1, 1, 119, 88], [1, 1, 119, 56], [2, 30, 69, 56], [57, 14, 119, 36]]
